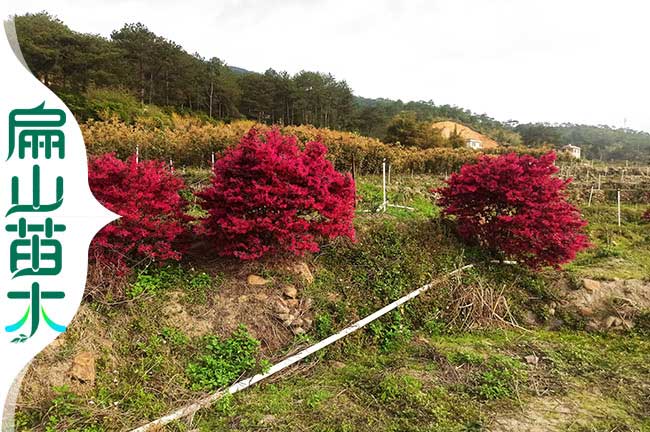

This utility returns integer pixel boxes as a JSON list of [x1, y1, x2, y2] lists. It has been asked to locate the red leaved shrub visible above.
[[436, 151, 590, 269], [198, 128, 356, 260], [88, 153, 188, 267]]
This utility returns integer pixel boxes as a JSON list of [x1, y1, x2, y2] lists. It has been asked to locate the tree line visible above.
[[14, 13, 354, 130], [13, 12, 650, 160]]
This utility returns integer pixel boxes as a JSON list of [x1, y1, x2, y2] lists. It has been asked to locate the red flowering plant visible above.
[[88, 153, 189, 268], [435, 151, 590, 269], [198, 128, 356, 260]]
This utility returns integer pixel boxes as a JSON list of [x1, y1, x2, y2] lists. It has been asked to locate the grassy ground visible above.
[[13, 173, 650, 432], [193, 330, 650, 432], [566, 204, 650, 280]]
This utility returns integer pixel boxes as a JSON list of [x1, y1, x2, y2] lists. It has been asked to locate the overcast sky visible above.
[[8, 0, 650, 132]]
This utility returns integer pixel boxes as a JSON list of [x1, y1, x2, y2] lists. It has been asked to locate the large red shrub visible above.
[[89, 153, 188, 266], [198, 128, 356, 260], [436, 151, 590, 269]]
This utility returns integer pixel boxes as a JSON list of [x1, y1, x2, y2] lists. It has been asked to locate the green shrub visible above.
[[187, 326, 267, 391], [474, 356, 525, 400]]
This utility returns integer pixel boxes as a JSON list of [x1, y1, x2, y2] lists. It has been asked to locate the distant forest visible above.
[[12, 12, 650, 161]]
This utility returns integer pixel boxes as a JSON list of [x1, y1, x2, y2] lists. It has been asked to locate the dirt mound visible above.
[[565, 278, 650, 330], [431, 121, 499, 149]]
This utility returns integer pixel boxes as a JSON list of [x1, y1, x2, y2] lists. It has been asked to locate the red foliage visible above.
[[643, 208, 650, 222], [436, 151, 590, 269], [88, 153, 188, 267], [198, 128, 356, 260]]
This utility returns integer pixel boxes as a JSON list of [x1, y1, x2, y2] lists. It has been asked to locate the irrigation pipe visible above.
[[129, 264, 475, 431]]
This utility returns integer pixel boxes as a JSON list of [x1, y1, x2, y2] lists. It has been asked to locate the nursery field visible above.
[[13, 166, 650, 432], [11, 12, 650, 432]]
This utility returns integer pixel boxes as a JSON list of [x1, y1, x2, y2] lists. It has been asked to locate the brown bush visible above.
[[81, 115, 561, 174]]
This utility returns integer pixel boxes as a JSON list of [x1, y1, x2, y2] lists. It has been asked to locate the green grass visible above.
[[566, 204, 650, 279], [192, 329, 650, 432]]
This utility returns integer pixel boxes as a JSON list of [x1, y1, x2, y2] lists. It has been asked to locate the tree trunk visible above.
[[209, 81, 214, 118], [139, 60, 145, 104]]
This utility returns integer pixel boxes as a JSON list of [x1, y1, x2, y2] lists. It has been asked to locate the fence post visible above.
[[588, 186, 594, 207], [382, 158, 387, 212], [211, 152, 215, 168], [598, 174, 601, 190], [135, 145, 139, 164], [617, 190, 621, 227]]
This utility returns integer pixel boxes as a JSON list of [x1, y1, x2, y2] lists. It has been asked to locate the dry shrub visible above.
[[85, 261, 131, 302], [81, 115, 562, 174], [444, 277, 520, 330]]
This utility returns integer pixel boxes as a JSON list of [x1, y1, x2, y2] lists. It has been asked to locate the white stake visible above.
[[588, 186, 594, 207], [211, 151, 215, 168], [169, 159, 174, 173], [135, 145, 139, 163], [129, 265, 475, 432], [598, 174, 601, 190], [617, 190, 621, 227], [382, 158, 387, 212]]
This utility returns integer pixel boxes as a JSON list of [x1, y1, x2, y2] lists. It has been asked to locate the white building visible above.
[[467, 139, 482, 150], [563, 144, 581, 159]]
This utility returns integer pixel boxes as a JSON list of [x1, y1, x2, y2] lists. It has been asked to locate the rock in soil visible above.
[[273, 302, 290, 314], [69, 352, 96, 384], [247, 274, 269, 285], [524, 354, 539, 366], [277, 313, 293, 322], [291, 262, 314, 285], [582, 279, 601, 292], [283, 284, 298, 299]]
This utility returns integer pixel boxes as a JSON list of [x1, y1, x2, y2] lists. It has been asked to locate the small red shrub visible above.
[[89, 153, 188, 267], [198, 128, 356, 260], [643, 208, 650, 222], [436, 151, 590, 269]]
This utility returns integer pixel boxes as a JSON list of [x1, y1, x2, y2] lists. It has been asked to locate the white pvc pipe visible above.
[[129, 264, 474, 432]]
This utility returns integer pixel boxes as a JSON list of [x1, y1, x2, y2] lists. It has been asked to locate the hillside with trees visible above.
[[12, 12, 650, 161]]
